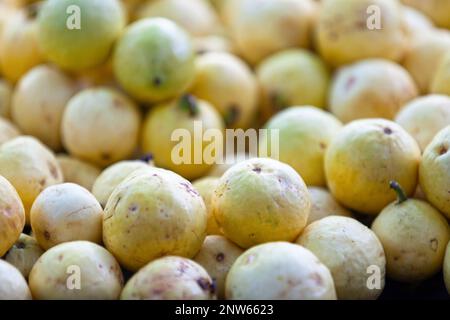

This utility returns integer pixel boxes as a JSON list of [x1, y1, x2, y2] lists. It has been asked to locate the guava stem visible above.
[[389, 180, 408, 204], [140, 153, 153, 164], [179, 94, 199, 117]]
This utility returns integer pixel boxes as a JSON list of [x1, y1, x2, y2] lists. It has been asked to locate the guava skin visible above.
[[114, 18, 196, 103], [307, 187, 351, 225], [4, 233, 44, 278], [0, 117, 20, 145], [192, 177, 222, 235], [56, 155, 101, 191], [431, 52, 450, 96], [0, 260, 31, 300]]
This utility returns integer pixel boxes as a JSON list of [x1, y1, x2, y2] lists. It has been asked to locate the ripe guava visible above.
[[0, 260, 31, 300], [56, 155, 101, 191], [307, 187, 351, 225], [4, 233, 44, 278], [192, 177, 222, 235], [0, 117, 20, 145]]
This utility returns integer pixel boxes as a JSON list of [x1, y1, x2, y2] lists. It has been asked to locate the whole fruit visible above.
[[372, 181, 450, 282], [297, 216, 386, 299], [11, 65, 77, 150], [114, 18, 196, 103], [37, 0, 125, 70], [0, 117, 21, 145], [56, 155, 101, 191], [329, 59, 418, 123], [193, 235, 243, 299], [325, 119, 421, 215], [30, 183, 103, 250], [62, 87, 141, 167], [431, 51, 450, 96], [4, 233, 44, 278], [226, 242, 336, 299], [0, 260, 31, 300], [192, 177, 222, 235], [307, 187, 351, 225], [29, 241, 123, 299], [103, 167, 207, 271], [401, 0, 450, 29], [0, 79, 12, 118], [212, 158, 311, 248], [259, 106, 342, 186]]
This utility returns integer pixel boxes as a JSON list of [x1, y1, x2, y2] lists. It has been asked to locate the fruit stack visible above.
[[0, 0, 450, 300]]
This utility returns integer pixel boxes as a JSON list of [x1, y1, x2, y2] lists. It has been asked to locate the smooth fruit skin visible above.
[[11, 65, 77, 151], [114, 18, 196, 103], [325, 119, 421, 215], [259, 106, 342, 187], [0, 175, 25, 257], [329, 59, 418, 123], [192, 177, 222, 235], [0, 117, 21, 145], [395, 95, 450, 151], [30, 183, 103, 250], [372, 198, 450, 283], [257, 49, 330, 121], [419, 126, 450, 218], [4, 233, 44, 278], [56, 155, 101, 191], [298, 216, 386, 300], [307, 187, 351, 225], [401, 0, 450, 29], [121, 256, 215, 300], [103, 167, 207, 271], [431, 51, 450, 96], [316, 0, 406, 67], [0, 260, 31, 300], [225, 242, 336, 300], [29, 241, 124, 300], [401, 5, 434, 41], [445, 243, 450, 294], [212, 158, 311, 248], [193, 235, 243, 299], [37, 0, 125, 71]]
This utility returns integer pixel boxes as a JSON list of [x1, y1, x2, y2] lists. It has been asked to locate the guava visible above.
[[325, 119, 421, 215], [372, 181, 450, 282], [0, 260, 31, 300], [395, 95, 450, 151], [444, 243, 450, 294], [56, 155, 101, 191], [0, 79, 12, 118], [226, 242, 336, 299], [193, 235, 243, 299], [92, 159, 153, 208], [193, 35, 235, 55], [141, 95, 225, 180], [0, 117, 20, 145], [0, 136, 63, 221], [212, 158, 311, 248], [0, 175, 25, 257], [103, 167, 207, 271], [61, 87, 141, 167], [298, 216, 386, 299], [316, 0, 407, 67], [419, 126, 450, 219], [11, 65, 77, 150], [401, 5, 434, 41], [431, 51, 450, 96], [225, 0, 316, 65], [329, 59, 418, 123], [257, 49, 330, 121], [113, 18, 196, 103], [259, 106, 342, 186], [401, 0, 450, 29], [4, 233, 44, 278], [190, 52, 258, 129], [74, 57, 116, 88], [30, 183, 103, 250], [37, 0, 125, 71], [192, 177, 222, 235], [307, 187, 351, 225], [29, 241, 123, 299], [121, 256, 216, 300]]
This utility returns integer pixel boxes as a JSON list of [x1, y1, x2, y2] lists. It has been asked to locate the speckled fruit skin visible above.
[[212, 158, 311, 248], [4, 233, 44, 278], [372, 197, 450, 283], [298, 216, 386, 300], [92, 160, 153, 208], [395, 95, 450, 151], [329, 59, 418, 123], [259, 106, 342, 187], [225, 242, 337, 300], [0, 175, 25, 257], [307, 187, 351, 225], [316, 0, 407, 67], [56, 155, 101, 191], [325, 119, 421, 215], [257, 49, 330, 121], [103, 167, 207, 271], [114, 18, 196, 103], [444, 243, 450, 294], [431, 52, 450, 96], [192, 177, 222, 235], [419, 126, 450, 219], [401, 0, 450, 29], [0, 117, 20, 145], [11, 65, 77, 151], [0, 136, 63, 222], [0, 260, 31, 300], [30, 183, 103, 250], [37, 0, 125, 71], [193, 235, 243, 299], [29, 241, 123, 300], [121, 256, 216, 300]]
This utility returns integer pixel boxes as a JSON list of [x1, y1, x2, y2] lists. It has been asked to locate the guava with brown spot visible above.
[[372, 181, 450, 283], [193, 235, 244, 299], [0, 260, 31, 300], [29, 241, 123, 299], [226, 242, 336, 299], [5, 233, 44, 278], [306, 187, 351, 225], [121, 256, 216, 300]]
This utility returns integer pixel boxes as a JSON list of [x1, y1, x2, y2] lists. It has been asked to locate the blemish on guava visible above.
[[252, 167, 261, 173], [48, 162, 59, 179], [3, 206, 12, 217], [39, 178, 46, 187], [129, 204, 138, 212], [438, 145, 448, 156], [58, 254, 63, 261], [311, 273, 323, 286], [153, 77, 162, 87], [383, 127, 393, 135], [216, 253, 225, 262], [101, 152, 111, 161], [345, 76, 356, 91], [245, 254, 255, 264], [197, 278, 212, 292], [44, 230, 51, 240], [16, 241, 26, 249], [319, 142, 327, 150], [180, 182, 200, 197], [430, 238, 438, 252]]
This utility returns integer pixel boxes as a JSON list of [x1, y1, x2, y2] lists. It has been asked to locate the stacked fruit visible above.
[[0, 0, 450, 300]]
